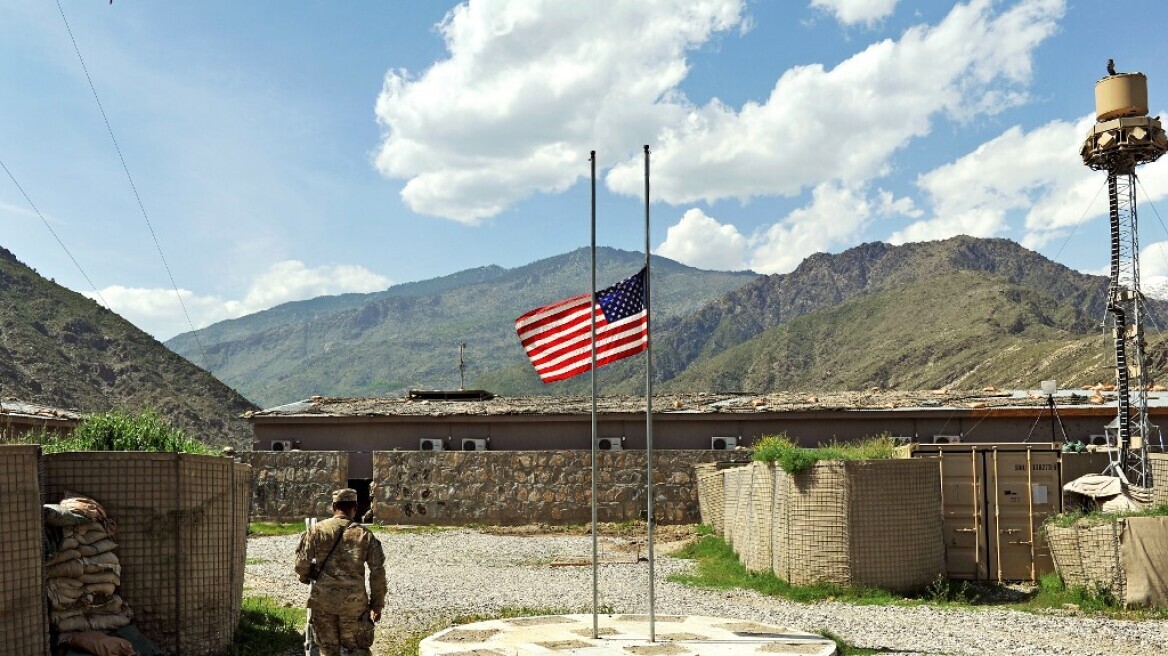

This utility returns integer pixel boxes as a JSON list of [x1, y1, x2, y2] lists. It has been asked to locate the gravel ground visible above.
[[246, 528, 1168, 656]]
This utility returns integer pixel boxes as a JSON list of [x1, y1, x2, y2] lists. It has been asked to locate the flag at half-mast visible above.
[[515, 268, 648, 383]]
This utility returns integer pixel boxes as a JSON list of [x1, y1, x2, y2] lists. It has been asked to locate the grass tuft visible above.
[[228, 595, 305, 656], [751, 434, 898, 473]]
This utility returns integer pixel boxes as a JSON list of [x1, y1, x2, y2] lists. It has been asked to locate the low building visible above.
[[246, 389, 1168, 479], [0, 400, 80, 442]]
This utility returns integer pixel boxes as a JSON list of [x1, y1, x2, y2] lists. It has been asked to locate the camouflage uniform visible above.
[[294, 489, 386, 656]]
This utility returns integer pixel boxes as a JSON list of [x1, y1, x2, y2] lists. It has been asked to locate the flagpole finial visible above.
[[590, 150, 595, 160], [643, 144, 650, 153]]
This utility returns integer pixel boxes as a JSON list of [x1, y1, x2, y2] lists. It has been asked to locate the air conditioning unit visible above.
[[1088, 434, 1110, 447], [462, 438, 488, 451], [596, 437, 623, 451], [270, 440, 292, 452], [419, 438, 445, 451], [932, 434, 962, 444], [711, 436, 737, 450]]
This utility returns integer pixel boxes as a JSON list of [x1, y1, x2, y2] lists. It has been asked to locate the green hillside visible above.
[[0, 246, 256, 448], [663, 269, 1165, 392]]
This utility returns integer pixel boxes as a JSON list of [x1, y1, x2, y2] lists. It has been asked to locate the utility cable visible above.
[[55, 0, 210, 367], [1135, 175, 1168, 332], [1, 159, 110, 310]]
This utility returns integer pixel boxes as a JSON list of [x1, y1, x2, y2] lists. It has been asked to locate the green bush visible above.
[[39, 410, 211, 454], [751, 434, 898, 473]]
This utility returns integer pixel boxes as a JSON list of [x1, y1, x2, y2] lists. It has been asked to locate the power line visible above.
[[55, 0, 210, 367], [1, 159, 110, 310]]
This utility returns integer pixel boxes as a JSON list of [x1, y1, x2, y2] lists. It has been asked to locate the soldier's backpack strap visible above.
[[315, 520, 356, 577]]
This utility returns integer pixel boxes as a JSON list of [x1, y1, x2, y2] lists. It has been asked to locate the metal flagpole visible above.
[[589, 150, 600, 639], [643, 144, 655, 642]]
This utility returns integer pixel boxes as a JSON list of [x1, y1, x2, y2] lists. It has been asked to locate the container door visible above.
[[937, 449, 988, 580], [986, 448, 1060, 582]]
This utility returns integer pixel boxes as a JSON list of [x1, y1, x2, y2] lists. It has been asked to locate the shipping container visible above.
[[911, 443, 1070, 582]]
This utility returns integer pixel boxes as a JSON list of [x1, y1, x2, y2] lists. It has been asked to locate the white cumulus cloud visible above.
[[890, 114, 1168, 248], [376, 0, 1063, 223], [809, 0, 900, 27], [374, 0, 745, 223], [606, 0, 1065, 204], [86, 261, 391, 341], [747, 183, 916, 274], [656, 208, 749, 270]]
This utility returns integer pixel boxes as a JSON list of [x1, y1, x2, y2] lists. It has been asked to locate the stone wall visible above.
[[370, 450, 752, 525], [240, 451, 348, 522]]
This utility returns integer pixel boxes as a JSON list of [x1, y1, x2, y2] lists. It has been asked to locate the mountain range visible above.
[[0, 246, 256, 448], [168, 236, 1168, 406]]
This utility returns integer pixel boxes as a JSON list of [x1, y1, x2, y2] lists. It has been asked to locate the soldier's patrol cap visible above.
[[332, 488, 358, 503]]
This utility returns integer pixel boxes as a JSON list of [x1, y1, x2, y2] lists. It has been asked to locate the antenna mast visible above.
[[1080, 64, 1168, 487], [458, 342, 467, 390]]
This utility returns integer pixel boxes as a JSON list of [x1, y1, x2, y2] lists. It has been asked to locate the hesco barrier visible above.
[[41, 452, 251, 656], [240, 450, 348, 522], [0, 445, 48, 656], [1046, 516, 1168, 608], [712, 459, 945, 592], [1152, 454, 1168, 506], [694, 463, 726, 534]]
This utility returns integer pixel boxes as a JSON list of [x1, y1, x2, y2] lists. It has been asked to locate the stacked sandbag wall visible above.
[[43, 452, 249, 656], [44, 497, 132, 635], [0, 445, 48, 656]]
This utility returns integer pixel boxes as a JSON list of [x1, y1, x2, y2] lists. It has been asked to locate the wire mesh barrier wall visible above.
[[694, 463, 724, 534], [846, 459, 945, 590], [719, 466, 748, 549], [230, 463, 252, 629], [741, 462, 776, 573], [705, 459, 945, 592], [1152, 454, 1168, 506], [0, 445, 48, 656], [240, 451, 348, 522], [1046, 520, 1127, 601], [1046, 516, 1168, 608], [774, 462, 852, 586], [42, 452, 249, 655]]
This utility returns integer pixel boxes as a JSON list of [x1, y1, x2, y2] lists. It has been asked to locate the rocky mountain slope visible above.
[[165, 248, 759, 407], [0, 246, 256, 448]]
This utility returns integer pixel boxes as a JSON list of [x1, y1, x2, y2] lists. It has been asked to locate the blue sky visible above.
[[4, 0, 1168, 340]]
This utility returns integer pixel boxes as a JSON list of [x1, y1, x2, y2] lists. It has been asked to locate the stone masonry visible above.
[[370, 450, 751, 525], [241, 451, 348, 522]]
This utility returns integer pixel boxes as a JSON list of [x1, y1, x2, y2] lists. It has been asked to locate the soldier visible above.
[[294, 488, 387, 656]]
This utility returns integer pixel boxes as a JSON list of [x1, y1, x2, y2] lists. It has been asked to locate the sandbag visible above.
[[44, 504, 91, 527], [47, 548, 82, 566], [46, 559, 85, 579], [78, 538, 118, 557], [83, 582, 117, 597], [58, 631, 135, 656], [71, 526, 111, 546], [79, 571, 120, 586]]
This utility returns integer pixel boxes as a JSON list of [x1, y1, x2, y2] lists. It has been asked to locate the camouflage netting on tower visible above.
[[42, 452, 250, 656], [1046, 515, 1168, 608], [241, 451, 348, 522], [715, 459, 945, 592], [0, 445, 48, 656]]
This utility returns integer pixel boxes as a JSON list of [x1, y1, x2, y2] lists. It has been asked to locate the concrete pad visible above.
[[419, 614, 837, 656]]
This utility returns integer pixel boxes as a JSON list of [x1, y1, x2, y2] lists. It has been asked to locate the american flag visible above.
[[515, 268, 648, 383]]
